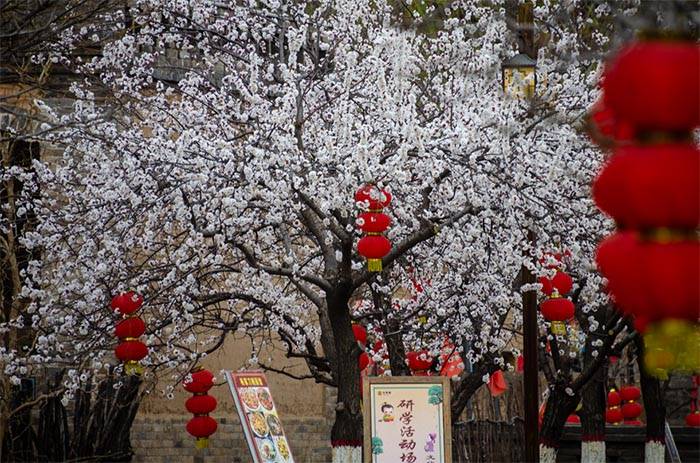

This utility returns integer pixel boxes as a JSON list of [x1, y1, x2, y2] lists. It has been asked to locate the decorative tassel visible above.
[[124, 361, 143, 376], [367, 258, 382, 272], [195, 437, 209, 449], [551, 321, 567, 336]]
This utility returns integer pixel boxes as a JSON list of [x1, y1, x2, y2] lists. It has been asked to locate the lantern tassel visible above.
[[195, 437, 209, 449], [367, 259, 382, 272], [124, 361, 143, 376], [551, 321, 567, 336]]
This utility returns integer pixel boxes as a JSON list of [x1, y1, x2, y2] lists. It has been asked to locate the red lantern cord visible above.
[[111, 292, 147, 375], [184, 368, 218, 449], [355, 184, 392, 272]]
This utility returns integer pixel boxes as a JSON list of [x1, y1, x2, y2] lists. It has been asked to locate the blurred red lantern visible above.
[[539, 271, 573, 297], [596, 232, 700, 323], [115, 317, 146, 338], [111, 291, 143, 315], [603, 41, 700, 132], [359, 352, 370, 371], [587, 97, 635, 147], [357, 212, 391, 233], [619, 385, 641, 402], [686, 411, 700, 427], [593, 144, 700, 229], [406, 351, 433, 373], [357, 235, 392, 271], [566, 414, 580, 424], [605, 407, 624, 424], [352, 324, 367, 345], [622, 402, 643, 420], [186, 416, 218, 449], [624, 419, 643, 426], [185, 395, 218, 415], [355, 185, 392, 210], [607, 390, 621, 407]]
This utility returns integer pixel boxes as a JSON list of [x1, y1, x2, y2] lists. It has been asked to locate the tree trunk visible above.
[[327, 286, 362, 463], [540, 385, 580, 462], [635, 335, 666, 462], [451, 361, 498, 423], [382, 313, 410, 376], [580, 335, 606, 463]]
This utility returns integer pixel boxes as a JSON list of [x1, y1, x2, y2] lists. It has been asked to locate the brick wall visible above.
[[131, 414, 332, 463]]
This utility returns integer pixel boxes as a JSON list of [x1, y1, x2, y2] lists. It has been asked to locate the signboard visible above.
[[363, 376, 451, 463], [226, 370, 295, 463]]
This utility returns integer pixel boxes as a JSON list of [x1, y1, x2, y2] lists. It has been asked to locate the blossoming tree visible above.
[[0, 0, 654, 461]]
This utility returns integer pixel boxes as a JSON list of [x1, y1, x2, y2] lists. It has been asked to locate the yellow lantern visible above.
[[502, 53, 537, 98]]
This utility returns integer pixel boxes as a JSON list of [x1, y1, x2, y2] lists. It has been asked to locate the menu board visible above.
[[226, 371, 294, 463], [363, 376, 451, 463]]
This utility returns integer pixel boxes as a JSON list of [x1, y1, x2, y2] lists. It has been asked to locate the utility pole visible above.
[[514, 3, 539, 461]]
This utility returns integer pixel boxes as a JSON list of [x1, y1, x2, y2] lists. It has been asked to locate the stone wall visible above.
[[131, 413, 332, 463]]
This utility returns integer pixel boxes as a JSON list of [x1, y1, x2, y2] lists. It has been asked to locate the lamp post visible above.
[[502, 2, 539, 461]]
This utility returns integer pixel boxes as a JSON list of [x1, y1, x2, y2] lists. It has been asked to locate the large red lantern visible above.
[[619, 385, 641, 402], [607, 389, 621, 407], [184, 368, 218, 449], [355, 184, 392, 272], [603, 41, 700, 132], [111, 292, 147, 375], [587, 97, 635, 147], [592, 36, 700, 381], [593, 144, 700, 229]]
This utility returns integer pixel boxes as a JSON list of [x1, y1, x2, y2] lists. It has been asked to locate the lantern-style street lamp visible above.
[[502, 53, 537, 98]]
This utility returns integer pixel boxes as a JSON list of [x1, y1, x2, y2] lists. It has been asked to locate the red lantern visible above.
[[114, 317, 146, 338], [596, 232, 700, 323], [603, 41, 700, 132], [184, 369, 214, 394], [185, 395, 218, 415], [619, 385, 641, 402], [355, 185, 392, 210], [621, 402, 643, 420], [114, 340, 148, 362], [111, 291, 143, 315], [539, 271, 573, 297], [605, 407, 624, 424], [357, 235, 392, 272], [607, 390, 621, 407], [186, 416, 218, 449], [184, 368, 217, 448], [587, 97, 636, 146], [406, 351, 433, 373], [357, 212, 391, 233], [686, 411, 700, 427], [355, 184, 392, 272], [593, 144, 700, 229], [352, 324, 367, 345], [539, 297, 575, 335], [566, 414, 580, 424], [359, 352, 370, 371]]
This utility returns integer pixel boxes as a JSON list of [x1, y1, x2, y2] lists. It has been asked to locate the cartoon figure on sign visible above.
[[424, 432, 437, 453], [428, 385, 443, 405], [371, 436, 384, 455], [380, 403, 394, 422]]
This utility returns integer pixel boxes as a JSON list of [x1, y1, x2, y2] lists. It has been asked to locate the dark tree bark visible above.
[[540, 384, 580, 449], [580, 336, 606, 441], [635, 335, 666, 443], [327, 285, 363, 445]]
